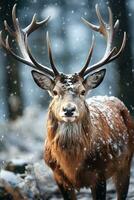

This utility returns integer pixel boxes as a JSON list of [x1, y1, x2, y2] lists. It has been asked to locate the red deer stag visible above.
[[0, 4, 134, 200]]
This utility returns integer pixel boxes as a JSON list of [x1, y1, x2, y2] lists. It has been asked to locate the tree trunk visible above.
[[0, 0, 23, 120], [108, 0, 134, 113]]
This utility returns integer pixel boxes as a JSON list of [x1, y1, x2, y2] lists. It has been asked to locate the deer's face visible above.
[[50, 74, 86, 122], [32, 69, 105, 122]]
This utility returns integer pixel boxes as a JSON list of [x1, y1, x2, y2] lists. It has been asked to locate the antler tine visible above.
[[81, 17, 100, 32], [108, 6, 113, 30], [4, 20, 15, 37], [24, 34, 54, 76], [83, 33, 126, 77], [12, 4, 20, 32], [114, 19, 119, 33], [80, 4, 126, 77], [79, 35, 95, 77], [107, 32, 126, 63], [0, 31, 36, 68], [46, 32, 59, 76], [3, 4, 19, 38], [23, 14, 50, 36], [96, 4, 108, 37], [83, 47, 116, 76], [1, 4, 56, 77], [4, 4, 50, 38]]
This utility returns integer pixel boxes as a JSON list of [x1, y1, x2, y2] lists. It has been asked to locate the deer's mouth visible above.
[[60, 110, 79, 122], [62, 116, 77, 122]]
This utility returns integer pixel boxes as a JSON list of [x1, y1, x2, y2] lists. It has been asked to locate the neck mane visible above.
[[47, 108, 90, 149]]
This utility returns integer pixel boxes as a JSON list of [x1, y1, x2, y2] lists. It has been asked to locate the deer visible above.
[[0, 4, 134, 200]]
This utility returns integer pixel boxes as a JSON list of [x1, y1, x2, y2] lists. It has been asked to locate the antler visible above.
[[79, 4, 126, 77], [0, 4, 59, 77]]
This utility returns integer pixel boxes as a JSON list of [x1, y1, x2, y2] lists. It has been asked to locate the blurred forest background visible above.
[[0, 0, 134, 121]]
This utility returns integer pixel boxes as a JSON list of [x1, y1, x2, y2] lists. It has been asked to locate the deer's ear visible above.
[[83, 69, 106, 90], [31, 70, 54, 91]]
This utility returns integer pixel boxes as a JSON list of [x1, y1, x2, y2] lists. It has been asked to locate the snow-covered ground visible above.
[[0, 106, 46, 165]]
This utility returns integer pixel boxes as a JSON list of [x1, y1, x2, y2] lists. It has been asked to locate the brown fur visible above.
[[44, 95, 134, 200]]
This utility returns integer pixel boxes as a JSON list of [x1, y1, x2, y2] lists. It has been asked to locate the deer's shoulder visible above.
[[86, 95, 126, 111]]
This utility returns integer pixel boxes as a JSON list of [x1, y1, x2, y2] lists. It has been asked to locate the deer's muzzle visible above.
[[60, 103, 79, 122]]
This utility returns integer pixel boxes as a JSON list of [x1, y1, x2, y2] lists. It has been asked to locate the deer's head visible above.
[[31, 69, 106, 122], [0, 4, 126, 122]]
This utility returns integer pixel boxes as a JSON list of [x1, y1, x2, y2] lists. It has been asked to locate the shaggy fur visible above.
[[44, 96, 134, 199]]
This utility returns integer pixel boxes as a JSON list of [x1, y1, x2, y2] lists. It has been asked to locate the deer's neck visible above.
[[55, 122, 83, 148]]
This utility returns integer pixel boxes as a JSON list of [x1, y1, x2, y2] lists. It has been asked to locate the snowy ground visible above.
[[0, 106, 134, 199], [0, 106, 46, 165]]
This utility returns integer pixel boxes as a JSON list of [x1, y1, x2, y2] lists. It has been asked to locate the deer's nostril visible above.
[[65, 110, 73, 117], [63, 106, 76, 117]]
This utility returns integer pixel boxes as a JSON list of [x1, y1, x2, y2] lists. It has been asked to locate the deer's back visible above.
[[86, 96, 134, 163], [87, 95, 133, 151]]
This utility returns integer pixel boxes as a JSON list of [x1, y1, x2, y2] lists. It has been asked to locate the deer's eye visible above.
[[81, 90, 86, 96], [53, 90, 58, 96]]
